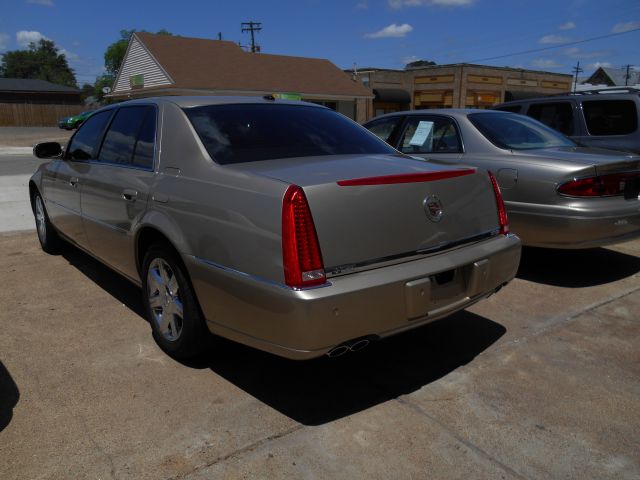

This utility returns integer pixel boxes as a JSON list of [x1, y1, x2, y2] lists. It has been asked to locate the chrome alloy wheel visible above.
[[147, 258, 184, 341], [35, 195, 47, 243]]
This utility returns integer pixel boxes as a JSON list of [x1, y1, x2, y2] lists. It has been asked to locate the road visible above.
[[0, 147, 639, 479]]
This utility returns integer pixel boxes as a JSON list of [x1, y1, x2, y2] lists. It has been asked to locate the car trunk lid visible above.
[[229, 154, 502, 270]]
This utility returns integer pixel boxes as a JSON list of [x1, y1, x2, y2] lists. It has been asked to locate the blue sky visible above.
[[2, 0, 640, 85]]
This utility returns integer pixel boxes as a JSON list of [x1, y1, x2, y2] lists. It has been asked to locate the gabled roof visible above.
[[586, 67, 640, 86], [0, 78, 80, 93], [116, 32, 372, 98]]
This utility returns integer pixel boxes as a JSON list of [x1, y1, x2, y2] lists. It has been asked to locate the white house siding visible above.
[[113, 37, 172, 93]]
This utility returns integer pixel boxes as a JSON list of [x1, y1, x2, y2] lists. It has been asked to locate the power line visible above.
[[465, 26, 640, 64]]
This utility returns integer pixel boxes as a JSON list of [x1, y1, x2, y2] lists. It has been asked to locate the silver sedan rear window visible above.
[[184, 104, 395, 164]]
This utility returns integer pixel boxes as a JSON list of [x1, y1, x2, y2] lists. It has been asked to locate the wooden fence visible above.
[[0, 103, 88, 127]]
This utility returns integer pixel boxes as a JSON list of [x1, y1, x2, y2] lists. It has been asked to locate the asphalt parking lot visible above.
[[0, 140, 639, 479]]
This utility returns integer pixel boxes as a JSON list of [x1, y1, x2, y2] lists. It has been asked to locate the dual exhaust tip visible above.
[[326, 336, 377, 358]]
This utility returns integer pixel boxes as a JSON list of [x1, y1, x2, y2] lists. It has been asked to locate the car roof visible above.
[[108, 95, 326, 109], [497, 89, 640, 106], [368, 108, 509, 121]]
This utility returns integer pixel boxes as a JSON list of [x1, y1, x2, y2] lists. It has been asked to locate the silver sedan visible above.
[[30, 97, 520, 360], [364, 109, 640, 249]]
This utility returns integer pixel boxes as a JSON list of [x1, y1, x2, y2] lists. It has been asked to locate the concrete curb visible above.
[[0, 147, 33, 155]]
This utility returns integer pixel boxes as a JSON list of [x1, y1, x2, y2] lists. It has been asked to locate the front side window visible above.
[[526, 102, 574, 136], [66, 110, 113, 160], [365, 116, 402, 143], [398, 117, 462, 154], [469, 112, 575, 150], [99, 106, 156, 168], [583, 100, 638, 136], [184, 104, 395, 164]]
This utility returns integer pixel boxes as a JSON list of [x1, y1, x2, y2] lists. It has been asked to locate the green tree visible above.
[[0, 39, 77, 87], [93, 74, 115, 104], [404, 60, 437, 70]]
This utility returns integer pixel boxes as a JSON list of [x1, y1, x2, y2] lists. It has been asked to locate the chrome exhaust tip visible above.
[[326, 336, 374, 357], [326, 345, 351, 358], [349, 339, 370, 352]]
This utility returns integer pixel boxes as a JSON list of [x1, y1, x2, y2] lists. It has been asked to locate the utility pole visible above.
[[241, 21, 262, 53], [572, 61, 583, 93], [623, 64, 633, 86]]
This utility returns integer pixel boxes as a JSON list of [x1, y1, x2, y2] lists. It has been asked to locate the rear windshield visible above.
[[184, 103, 396, 164], [469, 112, 575, 150]]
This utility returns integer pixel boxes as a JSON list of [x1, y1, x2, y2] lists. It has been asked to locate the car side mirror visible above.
[[33, 142, 63, 159]]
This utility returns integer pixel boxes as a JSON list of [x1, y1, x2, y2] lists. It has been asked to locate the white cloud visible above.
[[16, 30, 49, 47], [611, 21, 640, 33], [26, 0, 54, 5], [532, 58, 563, 69], [588, 61, 612, 70], [0, 33, 9, 51], [389, 0, 474, 8], [59, 48, 80, 61], [365, 23, 413, 39], [558, 21, 576, 30], [539, 34, 571, 44]]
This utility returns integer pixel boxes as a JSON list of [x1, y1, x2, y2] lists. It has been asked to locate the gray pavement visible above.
[[0, 230, 638, 480]]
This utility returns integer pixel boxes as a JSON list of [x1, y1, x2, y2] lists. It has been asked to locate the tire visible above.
[[33, 192, 61, 254], [141, 244, 208, 359]]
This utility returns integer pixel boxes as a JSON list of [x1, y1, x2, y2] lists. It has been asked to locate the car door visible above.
[[80, 105, 157, 280], [395, 115, 464, 164], [45, 109, 113, 246]]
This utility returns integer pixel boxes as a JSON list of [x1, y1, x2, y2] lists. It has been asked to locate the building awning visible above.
[[373, 88, 411, 104]]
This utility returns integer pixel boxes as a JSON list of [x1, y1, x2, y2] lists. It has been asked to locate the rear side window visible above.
[[365, 116, 402, 143], [526, 102, 574, 136], [184, 104, 395, 164], [398, 116, 462, 154], [99, 106, 156, 168], [582, 100, 638, 135], [66, 110, 113, 160]]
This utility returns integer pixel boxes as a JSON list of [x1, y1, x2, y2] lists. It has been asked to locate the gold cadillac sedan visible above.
[[30, 96, 521, 360]]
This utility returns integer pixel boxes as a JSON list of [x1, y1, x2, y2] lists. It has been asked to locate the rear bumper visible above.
[[185, 233, 521, 359], [508, 199, 640, 249]]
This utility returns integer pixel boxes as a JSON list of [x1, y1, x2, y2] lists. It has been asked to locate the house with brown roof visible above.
[[109, 32, 373, 120]]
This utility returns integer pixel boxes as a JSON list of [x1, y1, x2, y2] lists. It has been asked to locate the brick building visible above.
[[349, 64, 572, 121]]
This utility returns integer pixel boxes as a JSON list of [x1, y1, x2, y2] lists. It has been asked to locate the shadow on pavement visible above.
[[61, 244, 145, 317], [193, 311, 505, 425], [0, 361, 19, 432], [59, 242, 506, 425], [517, 246, 640, 288]]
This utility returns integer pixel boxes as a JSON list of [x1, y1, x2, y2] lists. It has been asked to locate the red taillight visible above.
[[282, 185, 326, 288], [488, 171, 509, 235], [558, 172, 638, 197]]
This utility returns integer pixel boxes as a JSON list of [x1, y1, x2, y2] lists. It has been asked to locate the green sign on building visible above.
[[130, 74, 144, 88], [274, 92, 301, 101]]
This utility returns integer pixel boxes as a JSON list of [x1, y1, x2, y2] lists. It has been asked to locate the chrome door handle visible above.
[[122, 189, 138, 201], [69, 177, 79, 187]]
